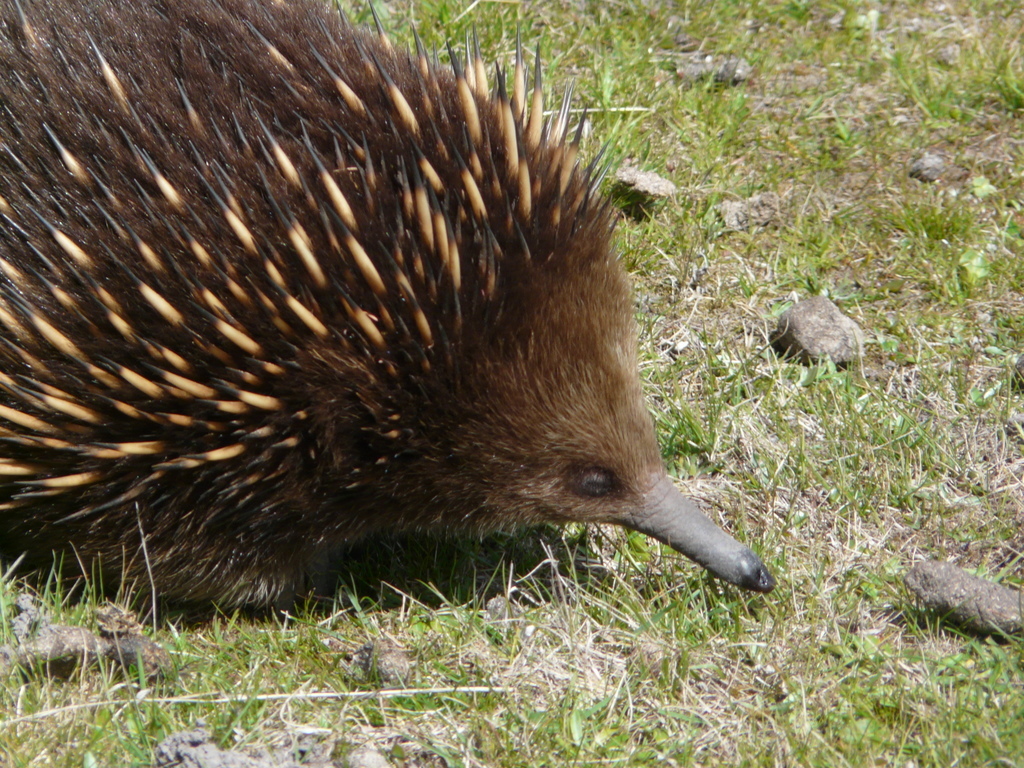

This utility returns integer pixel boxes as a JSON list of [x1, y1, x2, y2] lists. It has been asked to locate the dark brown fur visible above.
[[0, 0, 773, 605]]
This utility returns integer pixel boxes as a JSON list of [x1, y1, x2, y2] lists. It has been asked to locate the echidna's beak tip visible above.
[[733, 548, 776, 593], [623, 473, 775, 594]]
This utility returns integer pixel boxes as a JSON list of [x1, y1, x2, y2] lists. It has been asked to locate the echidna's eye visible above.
[[573, 466, 619, 498]]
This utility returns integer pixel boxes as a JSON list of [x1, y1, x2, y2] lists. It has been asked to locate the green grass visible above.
[[3, 0, 1024, 766]]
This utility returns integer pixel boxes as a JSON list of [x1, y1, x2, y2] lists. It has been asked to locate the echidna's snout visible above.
[[623, 474, 775, 593]]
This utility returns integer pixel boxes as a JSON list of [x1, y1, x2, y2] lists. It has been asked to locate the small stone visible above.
[[3, 595, 169, 680], [346, 747, 392, 768], [1005, 413, 1024, 442], [771, 296, 864, 365], [713, 56, 751, 84], [719, 200, 747, 229], [353, 638, 411, 687], [612, 164, 676, 219], [614, 165, 677, 199], [102, 632, 173, 679], [1, 620, 171, 680], [719, 192, 781, 230], [905, 560, 1022, 635], [153, 727, 295, 768], [96, 604, 144, 637], [485, 596, 520, 622], [934, 43, 960, 66], [678, 54, 714, 82], [677, 53, 751, 86], [909, 152, 946, 182], [11, 593, 48, 643], [1013, 355, 1024, 389]]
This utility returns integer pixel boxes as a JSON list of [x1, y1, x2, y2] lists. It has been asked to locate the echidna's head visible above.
[[453, 241, 773, 594], [457, 239, 663, 532], [304, 204, 774, 594]]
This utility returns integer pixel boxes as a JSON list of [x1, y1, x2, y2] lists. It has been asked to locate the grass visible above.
[[2, 0, 1024, 766]]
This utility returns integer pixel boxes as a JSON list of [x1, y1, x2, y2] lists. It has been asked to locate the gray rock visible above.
[[613, 165, 677, 199], [1, 598, 170, 680], [11, 593, 48, 643], [1014, 355, 1024, 389], [353, 638, 411, 687], [909, 152, 946, 182], [485, 596, 520, 622], [612, 164, 676, 220], [346, 747, 392, 768], [771, 296, 863, 365], [934, 43, 960, 66], [719, 192, 781, 230], [152, 728, 337, 768], [678, 53, 751, 85], [154, 728, 297, 768], [905, 560, 1022, 635], [714, 56, 752, 84]]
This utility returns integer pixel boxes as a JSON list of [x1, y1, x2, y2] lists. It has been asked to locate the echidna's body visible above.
[[0, 0, 773, 605]]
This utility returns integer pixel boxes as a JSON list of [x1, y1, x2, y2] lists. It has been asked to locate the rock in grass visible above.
[[1005, 413, 1024, 443], [485, 596, 520, 622], [154, 727, 256, 768], [353, 638, 411, 687], [719, 192, 781, 230], [771, 296, 864, 365], [677, 53, 751, 85], [154, 727, 302, 768], [0, 596, 170, 680], [613, 164, 677, 219], [934, 43, 961, 66], [904, 560, 1023, 635], [153, 727, 339, 768], [346, 747, 392, 768], [909, 152, 946, 182], [1013, 355, 1024, 390]]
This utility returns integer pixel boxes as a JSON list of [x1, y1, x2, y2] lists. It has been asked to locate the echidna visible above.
[[0, 0, 774, 606]]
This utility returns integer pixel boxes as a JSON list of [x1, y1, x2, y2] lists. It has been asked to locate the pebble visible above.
[[771, 296, 864, 365]]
